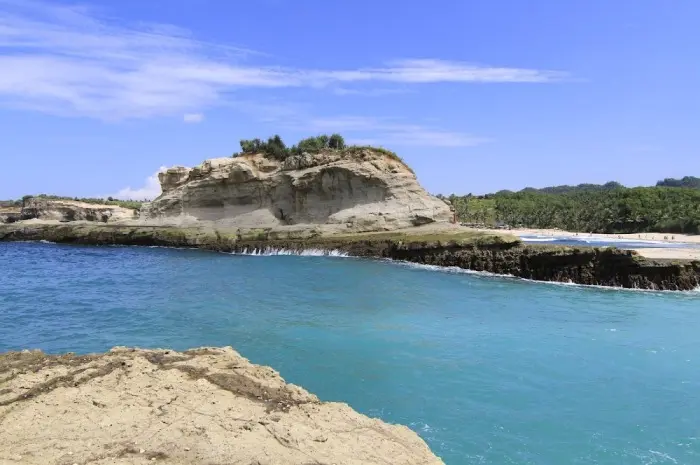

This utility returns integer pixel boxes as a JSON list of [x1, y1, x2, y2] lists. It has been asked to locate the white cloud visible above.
[[112, 166, 167, 200], [183, 113, 204, 123], [317, 59, 565, 84], [0, 0, 567, 120], [332, 87, 411, 97]]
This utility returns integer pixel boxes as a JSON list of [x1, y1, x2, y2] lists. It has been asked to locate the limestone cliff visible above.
[[0, 207, 21, 224], [142, 149, 453, 232], [0, 346, 443, 465], [18, 197, 137, 223]]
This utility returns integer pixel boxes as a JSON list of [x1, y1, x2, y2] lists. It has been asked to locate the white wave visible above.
[[521, 234, 697, 248], [647, 450, 678, 464], [11, 239, 57, 244], [520, 237, 556, 242], [409, 422, 436, 434], [233, 247, 349, 257], [104, 244, 199, 251]]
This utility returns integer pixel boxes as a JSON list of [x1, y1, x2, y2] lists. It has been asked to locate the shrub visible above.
[[265, 135, 288, 160], [328, 133, 345, 149], [297, 136, 327, 153], [230, 134, 412, 172]]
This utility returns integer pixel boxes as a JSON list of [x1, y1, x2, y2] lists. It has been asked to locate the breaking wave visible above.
[[233, 247, 349, 257]]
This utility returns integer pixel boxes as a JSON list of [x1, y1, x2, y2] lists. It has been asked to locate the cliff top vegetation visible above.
[[232, 134, 414, 173], [0, 194, 145, 211]]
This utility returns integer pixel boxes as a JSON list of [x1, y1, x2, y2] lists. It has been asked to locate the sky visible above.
[[1, 0, 699, 199]]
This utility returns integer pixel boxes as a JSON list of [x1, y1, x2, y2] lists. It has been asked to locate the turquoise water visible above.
[[1, 242, 700, 465]]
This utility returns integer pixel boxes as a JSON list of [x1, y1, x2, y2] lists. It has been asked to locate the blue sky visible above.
[[1, 0, 699, 199]]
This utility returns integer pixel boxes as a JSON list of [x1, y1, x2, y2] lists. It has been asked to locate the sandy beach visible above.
[[474, 227, 700, 260]]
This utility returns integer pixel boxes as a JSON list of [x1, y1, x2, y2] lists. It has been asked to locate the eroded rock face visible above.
[[142, 150, 453, 231], [0, 208, 21, 224], [19, 198, 137, 223], [0, 347, 443, 465]]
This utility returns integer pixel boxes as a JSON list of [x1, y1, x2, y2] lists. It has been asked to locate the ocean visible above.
[[1, 241, 699, 464]]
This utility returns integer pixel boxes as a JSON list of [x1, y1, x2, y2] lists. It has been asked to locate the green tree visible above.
[[328, 133, 345, 149]]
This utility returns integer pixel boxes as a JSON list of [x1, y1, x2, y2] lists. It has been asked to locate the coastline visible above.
[[474, 227, 700, 260], [2, 221, 699, 291]]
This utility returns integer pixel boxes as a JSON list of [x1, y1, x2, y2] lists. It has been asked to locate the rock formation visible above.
[[0, 207, 21, 224], [0, 346, 443, 465], [142, 149, 453, 232], [16, 197, 137, 223]]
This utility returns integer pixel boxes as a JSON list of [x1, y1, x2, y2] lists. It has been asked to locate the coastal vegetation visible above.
[[232, 134, 413, 172], [446, 181, 700, 234], [1, 194, 145, 210], [236, 134, 347, 158], [656, 176, 700, 188]]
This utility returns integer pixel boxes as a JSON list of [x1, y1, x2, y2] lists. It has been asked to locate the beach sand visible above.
[[630, 247, 700, 260], [473, 227, 700, 260]]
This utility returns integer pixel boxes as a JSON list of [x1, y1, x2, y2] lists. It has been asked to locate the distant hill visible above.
[[520, 181, 624, 195], [656, 176, 700, 189]]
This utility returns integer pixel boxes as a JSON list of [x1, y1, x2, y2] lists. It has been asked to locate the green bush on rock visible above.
[[231, 133, 412, 172]]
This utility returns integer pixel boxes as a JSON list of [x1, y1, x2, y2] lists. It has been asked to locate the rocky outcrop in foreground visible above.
[[142, 149, 453, 232], [0, 198, 137, 224], [0, 347, 443, 465]]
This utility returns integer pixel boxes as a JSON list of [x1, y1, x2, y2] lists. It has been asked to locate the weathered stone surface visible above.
[[0, 347, 443, 465], [19, 198, 137, 223], [141, 150, 453, 232], [0, 208, 21, 224]]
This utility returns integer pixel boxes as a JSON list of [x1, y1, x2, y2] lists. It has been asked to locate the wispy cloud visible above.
[[0, 0, 567, 120], [183, 113, 204, 123], [306, 116, 489, 148], [112, 166, 166, 200], [317, 59, 565, 84], [332, 87, 412, 97]]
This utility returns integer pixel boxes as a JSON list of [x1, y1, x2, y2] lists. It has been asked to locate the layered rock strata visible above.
[[142, 150, 453, 232]]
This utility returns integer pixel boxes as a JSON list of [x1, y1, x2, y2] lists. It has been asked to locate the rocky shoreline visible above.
[[0, 346, 443, 464], [2, 222, 699, 291]]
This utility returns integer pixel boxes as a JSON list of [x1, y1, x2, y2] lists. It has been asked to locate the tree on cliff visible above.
[[265, 135, 287, 160], [329, 134, 345, 150]]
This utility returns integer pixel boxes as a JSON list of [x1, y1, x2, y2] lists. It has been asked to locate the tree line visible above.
[[445, 181, 700, 234]]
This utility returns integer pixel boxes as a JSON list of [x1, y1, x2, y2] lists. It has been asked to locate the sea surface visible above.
[[1, 242, 700, 465]]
